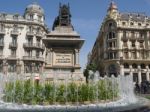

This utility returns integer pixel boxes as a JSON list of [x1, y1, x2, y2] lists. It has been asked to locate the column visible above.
[[120, 64, 124, 75], [138, 65, 142, 84], [75, 49, 79, 65], [146, 65, 150, 81], [47, 48, 52, 65], [129, 65, 133, 79]]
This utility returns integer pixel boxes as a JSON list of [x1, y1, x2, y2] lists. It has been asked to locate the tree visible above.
[[83, 63, 97, 83]]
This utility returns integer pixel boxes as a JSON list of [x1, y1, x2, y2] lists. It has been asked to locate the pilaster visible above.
[[138, 65, 142, 84]]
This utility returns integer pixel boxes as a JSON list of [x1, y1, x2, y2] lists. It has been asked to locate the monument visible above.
[[43, 4, 85, 81]]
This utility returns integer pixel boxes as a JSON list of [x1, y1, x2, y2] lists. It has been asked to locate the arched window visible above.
[[108, 32, 115, 39], [109, 23, 112, 28], [132, 63, 137, 69]]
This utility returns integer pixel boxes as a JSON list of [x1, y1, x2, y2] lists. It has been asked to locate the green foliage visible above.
[[83, 63, 97, 83], [3, 79, 119, 105]]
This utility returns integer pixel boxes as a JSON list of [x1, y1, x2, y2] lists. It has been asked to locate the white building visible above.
[[89, 1, 150, 84], [0, 3, 85, 81], [0, 3, 47, 75]]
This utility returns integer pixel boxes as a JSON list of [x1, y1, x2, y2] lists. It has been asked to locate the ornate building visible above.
[[0, 3, 47, 76], [43, 4, 84, 80], [89, 1, 150, 84]]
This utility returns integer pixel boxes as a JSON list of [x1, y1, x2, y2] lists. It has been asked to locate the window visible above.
[[131, 52, 136, 59], [38, 15, 42, 22], [133, 73, 138, 82], [0, 62, 2, 72], [35, 64, 40, 73], [123, 41, 128, 47], [12, 36, 17, 45], [109, 23, 112, 27], [138, 23, 141, 26], [109, 52, 117, 59], [0, 35, 4, 45], [141, 51, 145, 59], [28, 37, 33, 45], [109, 52, 113, 59], [25, 63, 32, 73], [13, 25, 18, 31], [140, 42, 143, 48], [124, 52, 128, 59], [122, 22, 126, 26], [146, 23, 149, 26], [8, 63, 16, 72], [141, 73, 146, 81], [13, 15, 18, 20], [0, 49, 3, 56], [11, 49, 16, 56], [0, 24, 4, 31], [29, 14, 33, 20], [130, 22, 134, 26], [28, 26, 33, 32], [27, 50, 32, 57], [109, 42, 112, 48], [123, 31, 126, 37], [36, 51, 40, 58], [108, 32, 115, 39], [125, 73, 129, 76], [141, 64, 145, 69], [131, 31, 135, 37], [132, 42, 135, 47], [36, 38, 40, 46], [132, 63, 137, 69], [1, 14, 5, 20], [124, 63, 129, 68]]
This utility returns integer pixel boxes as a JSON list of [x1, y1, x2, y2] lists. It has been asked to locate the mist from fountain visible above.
[[0, 71, 145, 112]]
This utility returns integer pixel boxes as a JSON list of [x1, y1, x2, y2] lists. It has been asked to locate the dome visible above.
[[25, 3, 44, 15]]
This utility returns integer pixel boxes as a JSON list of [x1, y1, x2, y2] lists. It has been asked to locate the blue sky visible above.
[[0, 0, 150, 70]]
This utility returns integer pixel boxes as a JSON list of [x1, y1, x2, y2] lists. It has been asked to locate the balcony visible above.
[[129, 36, 136, 41], [23, 43, 45, 50], [35, 32, 43, 38], [10, 30, 19, 36], [107, 47, 117, 50], [0, 29, 5, 35], [26, 31, 34, 37], [23, 56, 44, 62], [9, 42, 18, 49], [137, 37, 144, 42], [7, 55, 17, 60]]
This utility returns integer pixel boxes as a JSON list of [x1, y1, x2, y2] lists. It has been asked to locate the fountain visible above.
[[0, 71, 149, 112]]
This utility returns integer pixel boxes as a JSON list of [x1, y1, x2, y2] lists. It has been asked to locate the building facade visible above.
[[0, 3, 47, 76], [89, 1, 150, 84]]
